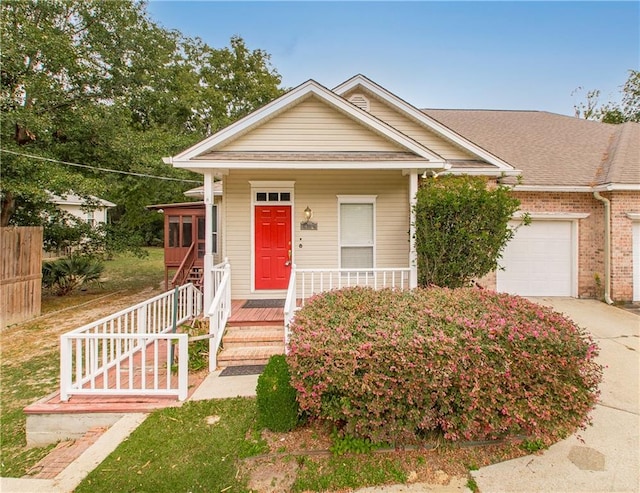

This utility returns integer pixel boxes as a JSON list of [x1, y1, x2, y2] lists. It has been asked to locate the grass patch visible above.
[[75, 398, 267, 493], [61, 395, 526, 491], [41, 247, 165, 314], [0, 248, 166, 477], [293, 455, 407, 491], [0, 352, 60, 476]]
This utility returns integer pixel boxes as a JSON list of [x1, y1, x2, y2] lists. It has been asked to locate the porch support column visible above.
[[409, 171, 419, 289], [203, 172, 215, 311]]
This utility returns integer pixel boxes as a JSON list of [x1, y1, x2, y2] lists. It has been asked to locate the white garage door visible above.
[[497, 220, 574, 297]]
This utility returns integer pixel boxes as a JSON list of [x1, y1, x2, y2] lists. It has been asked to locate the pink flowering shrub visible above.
[[287, 287, 602, 445]]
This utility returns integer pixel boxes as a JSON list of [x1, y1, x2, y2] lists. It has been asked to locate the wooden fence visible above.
[[1, 227, 43, 328]]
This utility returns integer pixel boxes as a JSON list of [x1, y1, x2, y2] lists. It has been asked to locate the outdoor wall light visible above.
[[301, 205, 317, 230], [304, 206, 313, 222]]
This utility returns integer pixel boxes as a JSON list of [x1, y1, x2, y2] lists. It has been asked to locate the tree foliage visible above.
[[413, 175, 526, 288], [573, 70, 639, 123], [1, 0, 284, 251]]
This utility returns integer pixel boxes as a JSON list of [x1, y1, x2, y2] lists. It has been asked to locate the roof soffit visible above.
[[172, 79, 444, 164], [333, 75, 515, 171]]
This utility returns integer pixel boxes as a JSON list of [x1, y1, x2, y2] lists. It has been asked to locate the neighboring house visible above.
[[164, 74, 640, 305], [50, 193, 115, 226]]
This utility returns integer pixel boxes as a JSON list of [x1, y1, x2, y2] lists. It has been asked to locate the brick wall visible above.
[[435, 185, 639, 301], [513, 192, 604, 299], [608, 191, 640, 301]]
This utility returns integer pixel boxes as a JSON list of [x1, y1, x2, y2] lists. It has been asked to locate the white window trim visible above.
[[337, 195, 377, 270], [250, 181, 295, 293], [211, 204, 219, 255], [512, 211, 590, 220]]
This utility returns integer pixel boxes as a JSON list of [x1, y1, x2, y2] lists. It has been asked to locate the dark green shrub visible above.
[[42, 254, 104, 296], [256, 354, 299, 432], [414, 175, 527, 288]]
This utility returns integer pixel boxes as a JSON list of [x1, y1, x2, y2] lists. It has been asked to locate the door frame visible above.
[[249, 181, 295, 294]]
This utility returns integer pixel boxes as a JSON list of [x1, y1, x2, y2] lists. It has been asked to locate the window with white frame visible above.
[[211, 204, 218, 254], [338, 196, 376, 269]]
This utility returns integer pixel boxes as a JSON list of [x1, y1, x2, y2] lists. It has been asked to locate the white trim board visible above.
[[333, 74, 516, 172], [170, 80, 446, 165]]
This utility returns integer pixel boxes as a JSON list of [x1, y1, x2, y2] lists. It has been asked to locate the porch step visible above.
[[217, 346, 285, 367], [217, 324, 285, 368], [223, 326, 284, 348], [187, 267, 203, 288]]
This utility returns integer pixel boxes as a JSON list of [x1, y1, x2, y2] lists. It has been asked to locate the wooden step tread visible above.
[[227, 325, 284, 331], [218, 346, 284, 362], [224, 328, 283, 341]]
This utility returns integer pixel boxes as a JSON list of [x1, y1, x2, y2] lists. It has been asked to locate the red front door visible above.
[[255, 206, 292, 290]]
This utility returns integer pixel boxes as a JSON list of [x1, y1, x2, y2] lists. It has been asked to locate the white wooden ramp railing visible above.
[[207, 259, 231, 371], [284, 266, 411, 348], [60, 283, 202, 402]]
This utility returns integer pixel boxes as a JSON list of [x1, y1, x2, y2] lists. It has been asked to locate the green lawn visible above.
[[41, 247, 165, 314], [0, 248, 166, 477], [74, 396, 523, 492], [76, 398, 267, 493]]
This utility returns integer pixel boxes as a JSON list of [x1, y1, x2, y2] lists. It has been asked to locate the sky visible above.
[[146, 1, 640, 116]]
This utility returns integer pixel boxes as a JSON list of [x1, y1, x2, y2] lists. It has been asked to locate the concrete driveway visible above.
[[472, 298, 640, 493]]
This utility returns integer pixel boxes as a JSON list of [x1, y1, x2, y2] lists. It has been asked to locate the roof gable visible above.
[[171, 79, 446, 167], [333, 75, 516, 172], [216, 95, 410, 153]]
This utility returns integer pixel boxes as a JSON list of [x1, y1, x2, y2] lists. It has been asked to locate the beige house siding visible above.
[[343, 89, 476, 161], [57, 204, 109, 225], [221, 97, 408, 153], [223, 169, 410, 299]]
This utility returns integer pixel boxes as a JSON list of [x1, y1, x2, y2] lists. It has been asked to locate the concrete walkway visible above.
[[471, 298, 640, 493]]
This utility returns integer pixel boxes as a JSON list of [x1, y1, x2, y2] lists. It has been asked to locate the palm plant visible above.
[[42, 255, 105, 296]]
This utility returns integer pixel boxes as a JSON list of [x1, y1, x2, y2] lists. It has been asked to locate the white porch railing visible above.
[[207, 259, 231, 371], [284, 265, 411, 348], [60, 283, 202, 402]]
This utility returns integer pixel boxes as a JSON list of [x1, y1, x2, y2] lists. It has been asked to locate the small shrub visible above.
[[256, 354, 299, 432], [288, 287, 603, 445], [42, 254, 104, 296], [520, 438, 547, 453], [330, 431, 385, 456]]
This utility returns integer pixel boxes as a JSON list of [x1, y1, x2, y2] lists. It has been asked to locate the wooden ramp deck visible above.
[[25, 300, 287, 418]]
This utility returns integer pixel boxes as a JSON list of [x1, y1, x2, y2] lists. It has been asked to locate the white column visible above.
[[203, 172, 214, 310], [409, 171, 419, 289]]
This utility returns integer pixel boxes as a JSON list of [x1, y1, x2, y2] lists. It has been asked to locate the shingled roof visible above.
[[421, 109, 639, 188]]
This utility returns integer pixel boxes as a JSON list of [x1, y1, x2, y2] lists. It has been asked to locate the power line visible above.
[[0, 149, 202, 184]]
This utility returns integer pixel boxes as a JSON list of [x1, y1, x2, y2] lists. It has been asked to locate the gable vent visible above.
[[348, 93, 370, 112]]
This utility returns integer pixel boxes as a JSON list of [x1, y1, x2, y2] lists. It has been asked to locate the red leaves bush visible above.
[[287, 287, 602, 445]]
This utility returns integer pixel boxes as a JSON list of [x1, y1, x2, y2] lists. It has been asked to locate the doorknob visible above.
[[285, 248, 292, 266]]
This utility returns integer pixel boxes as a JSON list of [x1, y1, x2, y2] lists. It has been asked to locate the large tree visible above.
[[573, 69, 639, 124], [1, 0, 283, 248]]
